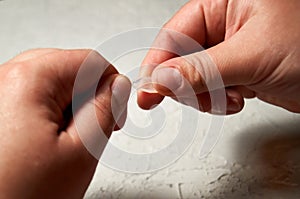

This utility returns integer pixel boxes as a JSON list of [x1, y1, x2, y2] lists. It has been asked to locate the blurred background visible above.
[[1, 1, 300, 198]]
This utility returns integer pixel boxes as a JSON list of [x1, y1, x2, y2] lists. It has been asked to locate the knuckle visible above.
[[5, 62, 31, 81], [92, 96, 113, 121], [0, 62, 35, 99], [176, 57, 206, 92]]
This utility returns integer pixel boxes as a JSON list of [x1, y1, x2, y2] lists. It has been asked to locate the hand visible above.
[[0, 49, 131, 198], [138, 0, 300, 114]]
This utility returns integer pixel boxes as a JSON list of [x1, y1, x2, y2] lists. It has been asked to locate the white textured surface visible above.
[[1, 1, 300, 198]]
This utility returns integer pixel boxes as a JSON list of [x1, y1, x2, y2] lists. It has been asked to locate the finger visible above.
[[138, 0, 227, 109], [230, 86, 256, 99], [137, 91, 164, 110], [151, 29, 263, 97], [174, 88, 244, 115], [28, 49, 117, 111], [67, 75, 131, 159], [140, 0, 227, 76], [225, 89, 244, 114], [7, 48, 59, 63], [113, 108, 127, 131]]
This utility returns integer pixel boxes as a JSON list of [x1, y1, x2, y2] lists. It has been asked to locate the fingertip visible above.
[[226, 89, 244, 114], [137, 91, 164, 110], [111, 74, 131, 109]]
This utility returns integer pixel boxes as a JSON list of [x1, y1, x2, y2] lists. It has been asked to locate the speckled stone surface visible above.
[[1, 1, 300, 198]]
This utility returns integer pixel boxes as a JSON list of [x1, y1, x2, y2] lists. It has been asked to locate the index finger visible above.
[[138, 0, 226, 109]]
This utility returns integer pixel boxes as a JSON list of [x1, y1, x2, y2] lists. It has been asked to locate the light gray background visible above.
[[1, 1, 300, 198]]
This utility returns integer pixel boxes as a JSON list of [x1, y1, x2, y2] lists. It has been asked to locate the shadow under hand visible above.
[[207, 118, 300, 199], [259, 131, 300, 190]]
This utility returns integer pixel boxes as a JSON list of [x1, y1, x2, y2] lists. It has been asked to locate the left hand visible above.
[[0, 49, 131, 198]]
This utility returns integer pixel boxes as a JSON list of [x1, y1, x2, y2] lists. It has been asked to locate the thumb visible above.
[[68, 74, 131, 159], [151, 35, 259, 96]]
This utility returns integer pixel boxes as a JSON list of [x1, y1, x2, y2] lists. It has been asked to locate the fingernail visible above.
[[152, 67, 182, 91], [227, 98, 241, 112], [112, 75, 131, 107], [133, 77, 157, 93]]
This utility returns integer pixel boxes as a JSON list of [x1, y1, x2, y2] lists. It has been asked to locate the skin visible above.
[[0, 49, 131, 198], [0, 0, 299, 198], [138, 0, 300, 114]]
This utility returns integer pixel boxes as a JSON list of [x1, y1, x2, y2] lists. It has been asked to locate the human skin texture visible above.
[[0, 49, 131, 198], [138, 0, 300, 114]]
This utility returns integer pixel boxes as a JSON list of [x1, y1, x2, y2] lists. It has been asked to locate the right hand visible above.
[[137, 0, 300, 114]]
